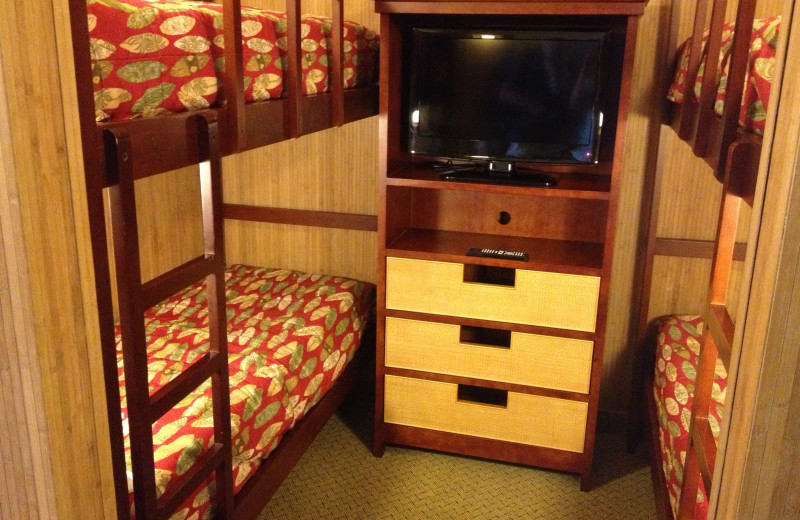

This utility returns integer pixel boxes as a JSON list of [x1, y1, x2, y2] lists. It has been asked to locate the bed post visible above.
[[222, 0, 246, 152], [285, 0, 303, 137], [713, 0, 758, 178], [330, 0, 345, 127]]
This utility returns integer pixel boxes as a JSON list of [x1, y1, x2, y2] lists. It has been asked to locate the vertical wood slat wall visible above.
[[0, 0, 115, 518]]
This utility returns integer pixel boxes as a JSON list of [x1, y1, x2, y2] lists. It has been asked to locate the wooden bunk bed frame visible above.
[[674, 0, 764, 195], [631, 0, 773, 518], [66, 1, 379, 519]]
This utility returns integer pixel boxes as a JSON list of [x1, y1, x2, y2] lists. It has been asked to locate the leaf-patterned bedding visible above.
[[117, 264, 375, 519], [652, 315, 727, 520], [666, 15, 780, 135], [88, 0, 379, 122]]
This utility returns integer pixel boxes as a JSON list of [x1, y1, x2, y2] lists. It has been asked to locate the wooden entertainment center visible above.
[[372, 0, 646, 489]]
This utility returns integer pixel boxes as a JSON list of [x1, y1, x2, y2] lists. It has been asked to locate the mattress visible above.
[[667, 15, 780, 135], [88, 0, 379, 121], [116, 264, 375, 519], [651, 315, 727, 520]]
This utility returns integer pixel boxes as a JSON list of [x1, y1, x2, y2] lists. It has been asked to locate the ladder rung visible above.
[[149, 351, 226, 422], [141, 255, 219, 310], [156, 442, 227, 520], [707, 303, 734, 368], [691, 416, 717, 493]]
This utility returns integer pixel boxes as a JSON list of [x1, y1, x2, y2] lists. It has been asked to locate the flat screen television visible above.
[[406, 27, 610, 186]]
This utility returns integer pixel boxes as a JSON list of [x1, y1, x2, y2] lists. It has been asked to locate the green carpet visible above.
[[258, 386, 657, 520]]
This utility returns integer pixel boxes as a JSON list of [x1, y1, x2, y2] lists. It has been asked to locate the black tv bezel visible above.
[[405, 26, 611, 168]]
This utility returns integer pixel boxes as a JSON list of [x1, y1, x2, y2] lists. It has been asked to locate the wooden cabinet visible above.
[[372, 0, 646, 489]]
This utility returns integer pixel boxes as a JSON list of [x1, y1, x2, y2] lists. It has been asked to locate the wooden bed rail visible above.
[[222, 0, 376, 152], [676, 0, 759, 182], [70, 0, 378, 179]]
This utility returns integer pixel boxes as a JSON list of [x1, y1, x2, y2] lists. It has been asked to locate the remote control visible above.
[[466, 247, 529, 261]]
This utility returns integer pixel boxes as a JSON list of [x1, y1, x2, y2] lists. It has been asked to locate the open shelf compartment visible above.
[[385, 228, 604, 275]]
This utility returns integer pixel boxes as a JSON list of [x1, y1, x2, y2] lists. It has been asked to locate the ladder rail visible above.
[[103, 114, 234, 519]]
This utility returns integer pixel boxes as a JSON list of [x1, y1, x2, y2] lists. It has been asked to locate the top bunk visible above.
[[665, 0, 779, 202], [69, 0, 380, 182]]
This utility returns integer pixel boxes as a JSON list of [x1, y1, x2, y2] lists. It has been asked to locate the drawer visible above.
[[385, 317, 593, 393], [385, 257, 600, 332], [384, 375, 588, 453]]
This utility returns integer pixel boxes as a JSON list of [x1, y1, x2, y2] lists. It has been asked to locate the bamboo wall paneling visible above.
[[223, 117, 378, 214], [134, 167, 206, 283], [0, 52, 58, 520], [0, 0, 111, 517], [225, 220, 377, 281], [602, 0, 677, 416], [222, 115, 378, 281], [647, 256, 713, 318], [57, 0, 120, 512]]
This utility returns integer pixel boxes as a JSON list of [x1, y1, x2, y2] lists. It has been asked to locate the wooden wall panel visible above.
[[601, 0, 678, 414], [222, 114, 379, 283], [643, 256, 745, 322], [0, 0, 112, 518], [133, 167, 205, 282], [654, 143, 723, 241], [223, 116, 378, 215], [225, 221, 376, 281]]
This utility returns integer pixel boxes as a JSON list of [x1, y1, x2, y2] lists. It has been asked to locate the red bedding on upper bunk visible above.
[[116, 264, 374, 519], [667, 15, 780, 135], [652, 315, 727, 520], [88, 0, 379, 122]]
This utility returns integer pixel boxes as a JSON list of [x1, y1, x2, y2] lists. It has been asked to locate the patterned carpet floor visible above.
[[257, 384, 657, 520]]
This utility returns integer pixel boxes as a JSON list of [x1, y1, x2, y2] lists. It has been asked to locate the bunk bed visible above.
[[633, 0, 779, 518], [67, 0, 380, 519]]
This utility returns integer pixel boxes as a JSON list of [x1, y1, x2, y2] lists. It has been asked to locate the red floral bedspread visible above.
[[652, 315, 727, 520], [116, 264, 374, 519], [667, 15, 780, 135], [88, 0, 379, 121]]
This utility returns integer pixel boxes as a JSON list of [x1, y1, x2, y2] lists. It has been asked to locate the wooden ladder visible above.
[[103, 114, 234, 519], [676, 120, 757, 520]]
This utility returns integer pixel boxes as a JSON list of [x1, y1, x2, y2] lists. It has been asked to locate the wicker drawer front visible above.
[[385, 257, 600, 332], [385, 317, 593, 393], [384, 375, 588, 453]]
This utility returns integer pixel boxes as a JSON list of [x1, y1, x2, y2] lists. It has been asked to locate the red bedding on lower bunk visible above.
[[667, 15, 780, 135], [652, 315, 727, 520], [116, 264, 375, 519], [88, 0, 379, 122]]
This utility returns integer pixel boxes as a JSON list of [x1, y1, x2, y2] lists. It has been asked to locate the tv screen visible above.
[[407, 27, 609, 167]]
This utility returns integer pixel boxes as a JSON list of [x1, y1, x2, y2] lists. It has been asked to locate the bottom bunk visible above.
[[645, 315, 728, 520], [117, 263, 376, 519]]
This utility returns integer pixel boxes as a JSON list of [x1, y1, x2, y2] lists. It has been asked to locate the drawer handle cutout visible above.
[[457, 384, 508, 408], [463, 264, 516, 287], [460, 325, 511, 349]]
